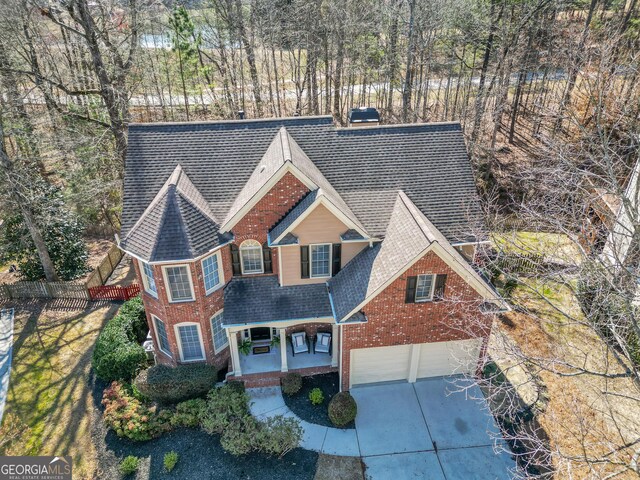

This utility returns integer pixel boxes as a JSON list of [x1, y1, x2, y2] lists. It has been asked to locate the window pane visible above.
[[154, 317, 171, 354], [166, 266, 193, 301], [241, 246, 263, 274], [211, 312, 228, 352], [178, 325, 203, 361], [311, 244, 330, 277], [142, 262, 157, 296], [203, 254, 220, 292], [415, 274, 434, 301]]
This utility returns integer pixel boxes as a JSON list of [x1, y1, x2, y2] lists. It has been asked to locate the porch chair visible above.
[[314, 332, 332, 355], [290, 332, 309, 356]]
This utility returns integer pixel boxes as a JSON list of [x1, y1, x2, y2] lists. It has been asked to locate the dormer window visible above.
[[240, 239, 264, 274]]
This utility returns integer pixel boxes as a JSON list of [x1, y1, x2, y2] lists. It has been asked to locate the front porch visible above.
[[223, 275, 339, 380], [239, 344, 333, 375]]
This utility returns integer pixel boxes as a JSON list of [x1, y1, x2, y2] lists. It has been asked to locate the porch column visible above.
[[229, 330, 242, 377], [331, 323, 339, 367], [279, 328, 288, 372]]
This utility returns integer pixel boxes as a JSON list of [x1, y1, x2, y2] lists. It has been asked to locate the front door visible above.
[[250, 327, 272, 342]]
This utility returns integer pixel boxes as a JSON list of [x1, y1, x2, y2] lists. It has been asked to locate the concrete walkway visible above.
[[0, 308, 15, 423], [248, 387, 360, 457], [249, 378, 516, 479]]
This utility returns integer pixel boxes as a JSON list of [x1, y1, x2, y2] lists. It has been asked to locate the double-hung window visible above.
[[210, 311, 228, 353], [310, 244, 331, 278], [202, 252, 222, 294], [240, 240, 264, 274], [153, 316, 171, 355], [163, 265, 194, 302], [140, 260, 157, 298], [176, 323, 205, 362], [415, 274, 435, 302]]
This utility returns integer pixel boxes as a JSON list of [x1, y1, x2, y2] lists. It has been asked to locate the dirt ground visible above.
[[499, 280, 640, 479]]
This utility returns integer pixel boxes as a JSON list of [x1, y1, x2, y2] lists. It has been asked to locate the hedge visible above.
[[134, 364, 218, 404], [92, 297, 149, 381], [328, 392, 357, 427]]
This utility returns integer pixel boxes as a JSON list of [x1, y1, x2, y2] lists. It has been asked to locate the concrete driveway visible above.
[[351, 377, 515, 480]]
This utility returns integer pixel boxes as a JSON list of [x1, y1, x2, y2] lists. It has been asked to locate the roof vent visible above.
[[238, 110, 245, 120], [259, 165, 266, 173], [348, 107, 380, 127]]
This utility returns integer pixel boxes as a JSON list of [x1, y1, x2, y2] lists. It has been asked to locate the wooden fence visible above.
[[0, 243, 137, 302], [86, 244, 124, 288], [88, 284, 141, 301]]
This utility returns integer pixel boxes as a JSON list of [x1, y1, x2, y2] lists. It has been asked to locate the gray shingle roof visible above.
[[119, 165, 231, 262], [270, 190, 318, 242], [122, 116, 484, 260], [340, 229, 366, 241], [222, 275, 333, 326], [328, 191, 501, 321]]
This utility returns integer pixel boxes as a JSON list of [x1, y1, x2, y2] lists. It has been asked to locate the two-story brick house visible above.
[[118, 116, 507, 390]]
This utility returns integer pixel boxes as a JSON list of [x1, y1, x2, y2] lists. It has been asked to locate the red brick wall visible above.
[[133, 172, 309, 371], [340, 250, 490, 390], [231, 171, 309, 277], [133, 252, 231, 371]]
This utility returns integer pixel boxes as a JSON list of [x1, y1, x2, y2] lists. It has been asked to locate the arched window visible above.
[[240, 239, 264, 274]]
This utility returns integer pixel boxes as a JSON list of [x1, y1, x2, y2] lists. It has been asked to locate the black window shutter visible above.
[[405, 276, 417, 303], [332, 243, 342, 276], [434, 274, 447, 301], [262, 243, 273, 273], [230, 244, 241, 276], [300, 246, 310, 278]]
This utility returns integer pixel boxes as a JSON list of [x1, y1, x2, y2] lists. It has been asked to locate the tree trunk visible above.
[[0, 118, 58, 282]]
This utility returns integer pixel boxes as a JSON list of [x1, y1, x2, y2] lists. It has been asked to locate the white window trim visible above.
[[415, 274, 436, 303], [310, 243, 332, 278], [174, 322, 206, 362], [201, 251, 225, 295], [152, 315, 172, 357], [139, 260, 158, 298], [210, 309, 229, 354], [240, 240, 264, 275], [162, 264, 195, 303]]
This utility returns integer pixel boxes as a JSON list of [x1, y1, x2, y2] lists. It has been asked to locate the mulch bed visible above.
[[282, 373, 355, 429], [91, 376, 318, 480]]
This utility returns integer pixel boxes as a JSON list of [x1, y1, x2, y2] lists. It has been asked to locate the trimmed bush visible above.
[[92, 297, 148, 381], [163, 451, 179, 472], [226, 380, 246, 394], [201, 384, 251, 435], [308, 388, 324, 405], [102, 381, 173, 441], [255, 416, 303, 458], [134, 364, 217, 404], [328, 392, 357, 427], [220, 416, 260, 456], [171, 398, 206, 428], [281, 373, 302, 396], [119, 456, 139, 475]]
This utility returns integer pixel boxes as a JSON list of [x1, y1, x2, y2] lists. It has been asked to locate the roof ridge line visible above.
[[279, 127, 292, 163], [396, 190, 434, 244]]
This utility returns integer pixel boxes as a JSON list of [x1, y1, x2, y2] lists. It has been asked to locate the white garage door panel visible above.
[[417, 339, 482, 378], [351, 345, 412, 386]]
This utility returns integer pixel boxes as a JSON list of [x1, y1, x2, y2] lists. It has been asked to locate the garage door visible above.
[[416, 338, 482, 378], [350, 344, 412, 386], [350, 339, 483, 387]]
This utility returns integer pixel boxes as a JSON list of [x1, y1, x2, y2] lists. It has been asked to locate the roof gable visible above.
[[328, 191, 505, 321]]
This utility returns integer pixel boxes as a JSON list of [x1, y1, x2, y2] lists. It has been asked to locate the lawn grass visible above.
[[491, 231, 582, 264], [0, 299, 119, 479]]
